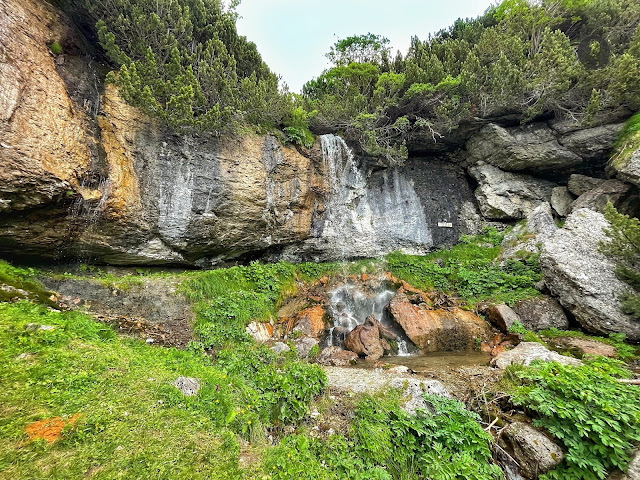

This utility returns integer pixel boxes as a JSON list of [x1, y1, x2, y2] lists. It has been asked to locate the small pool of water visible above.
[[381, 351, 492, 370]]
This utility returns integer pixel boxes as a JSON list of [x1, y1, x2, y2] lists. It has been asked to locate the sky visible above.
[[235, 0, 497, 93]]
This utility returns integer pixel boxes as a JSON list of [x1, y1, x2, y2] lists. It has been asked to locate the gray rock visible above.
[[501, 203, 558, 261], [467, 123, 582, 172], [567, 174, 605, 196], [270, 342, 291, 354], [294, 337, 319, 358], [540, 209, 640, 340], [316, 346, 358, 366], [571, 179, 632, 213], [172, 376, 200, 396], [550, 187, 574, 217], [500, 422, 565, 479], [610, 145, 640, 188], [390, 377, 450, 415], [558, 123, 624, 162], [486, 304, 521, 333], [491, 342, 583, 369], [513, 296, 569, 331], [468, 163, 556, 220]]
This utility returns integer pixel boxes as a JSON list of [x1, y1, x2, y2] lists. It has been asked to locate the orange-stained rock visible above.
[[547, 336, 618, 358], [344, 316, 391, 361], [389, 293, 493, 352], [292, 305, 326, 339], [25, 414, 80, 443]]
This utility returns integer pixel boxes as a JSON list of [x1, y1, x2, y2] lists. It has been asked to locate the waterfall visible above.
[[320, 134, 376, 259], [318, 134, 433, 259]]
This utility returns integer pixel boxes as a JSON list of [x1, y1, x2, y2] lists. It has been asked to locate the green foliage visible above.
[[262, 393, 501, 480], [49, 41, 62, 55], [217, 346, 327, 425], [83, 0, 292, 133], [303, 0, 640, 159], [326, 33, 391, 67], [386, 228, 541, 306], [601, 203, 640, 319], [284, 107, 315, 147], [0, 301, 246, 479], [0, 260, 57, 306], [509, 320, 544, 343], [509, 358, 640, 480]]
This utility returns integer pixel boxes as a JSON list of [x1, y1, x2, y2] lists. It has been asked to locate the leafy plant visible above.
[[49, 41, 62, 55], [509, 357, 640, 479]]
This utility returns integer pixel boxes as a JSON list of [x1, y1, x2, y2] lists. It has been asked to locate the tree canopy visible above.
[[302, 0, 640, 163]]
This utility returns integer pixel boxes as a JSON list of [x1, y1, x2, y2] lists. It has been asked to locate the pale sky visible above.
[[235, 0, 497, 93]]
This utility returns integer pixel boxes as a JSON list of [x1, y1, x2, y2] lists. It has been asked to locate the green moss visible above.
[[49, 41, 62, 55], [0, 260, 56, 306], [611, 112, 640, 168]]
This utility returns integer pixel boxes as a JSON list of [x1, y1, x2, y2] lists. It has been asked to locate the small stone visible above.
[[513, 296, 569, 331], [146, 338, 154, 344], [486, 304, 520, 333], [172, 376, 200, 396], [550, 186, 574, 217], [39, 325, 55, 331], [270, 341, 291, 354], [387, 365, 409, 374], [390, 377, 450, 415], [294, 337, 318, 358], [316, 346, 358, 366]]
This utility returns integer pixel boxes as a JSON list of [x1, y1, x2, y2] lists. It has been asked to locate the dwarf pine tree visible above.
[[602, 203, 640, 319]]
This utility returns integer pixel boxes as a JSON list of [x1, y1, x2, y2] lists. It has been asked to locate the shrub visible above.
[[49, 41, 62, 55], [509, 357, 640, 479]]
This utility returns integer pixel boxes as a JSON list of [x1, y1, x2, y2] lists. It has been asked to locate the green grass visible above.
[[386, 228, 541, 306], [0, 301, 247, 479], [0, 261, 57, 306]]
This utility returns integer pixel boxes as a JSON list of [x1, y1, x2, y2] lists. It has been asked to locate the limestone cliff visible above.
[[0, 0, 637, 266]]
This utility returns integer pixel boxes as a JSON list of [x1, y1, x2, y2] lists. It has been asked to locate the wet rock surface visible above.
[[486, 304, 521, 333], [316, 347, 358, 366], [389, 293, 494, 352], [344, 316, 391, 361]]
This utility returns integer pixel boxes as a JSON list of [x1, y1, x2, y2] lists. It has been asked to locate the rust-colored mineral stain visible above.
[[25, 414, 80, 443]]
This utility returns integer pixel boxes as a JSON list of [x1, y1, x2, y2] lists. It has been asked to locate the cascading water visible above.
[[318, 134, 433, 259], [325, 282, 415, 356]]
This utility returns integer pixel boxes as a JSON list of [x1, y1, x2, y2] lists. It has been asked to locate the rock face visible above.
[[468, 163, 556, 220], [344, 316, 391, 361], [499, 422, 565, 479], [501, 202, 557, 261], [610, 144, 640, 188], [540, 209, 640, 341], [567, 174, 606, 196], [547, 336, 618, 358], [389, 293, 493, 352], [513, 296, 569, 331], [492, 342, 583, 369]]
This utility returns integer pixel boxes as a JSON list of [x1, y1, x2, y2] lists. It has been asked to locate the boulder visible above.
[[501, 203, 557, 261], [270, 342, 291, 354], [546, 336, 618, 358], [245, 321, 274, 343], [292, 305, 326, 339], [550, 187, 574, 217], [540, 209, 640, 340], [468, 163, 556, 220], [389, 293, 493, 352], [512, 296, 569, 331], [344, 316, 391, 361], [499, 422, 565, 479], [466, 123, 582, 172], [558, 123, 624, 163], [389, 377, 450, 415], [316, 346, 358, 366], [491, 342, 583, 369], [486, 304, 521, 333], [571, 179, 633, 213], [293, 336, 319, 358], [172, 376, 200, 396], [567, 174, 606, 196]]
